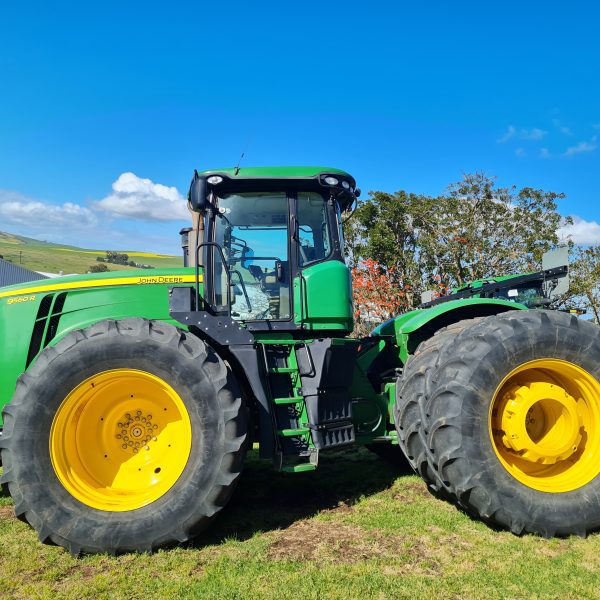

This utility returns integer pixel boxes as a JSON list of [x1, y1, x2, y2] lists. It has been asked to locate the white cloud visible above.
[[95, 172, 189, 221], [558, 216, 600, 244], [563, 136, 597, 157], [520, 127, 547, 141], [540, 148, 551, 159], [0, 189, 97, 229], [498, 125, 547, 143], [497, 125, 516, 143], [552, 118, 572, 136]]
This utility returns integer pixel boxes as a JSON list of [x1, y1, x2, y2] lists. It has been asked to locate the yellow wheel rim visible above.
[[489, 359, 600, 493], [50, 369, 192, 511]]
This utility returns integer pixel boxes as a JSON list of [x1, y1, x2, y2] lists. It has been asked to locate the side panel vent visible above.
[[26, 294, 55, 367], [44, 292, 68, 346]]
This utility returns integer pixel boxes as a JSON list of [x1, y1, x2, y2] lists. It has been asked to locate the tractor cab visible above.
[[186, 167, 359, 334]]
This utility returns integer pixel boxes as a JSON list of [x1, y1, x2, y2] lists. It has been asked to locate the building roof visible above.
[[0, 258, 48, 288]]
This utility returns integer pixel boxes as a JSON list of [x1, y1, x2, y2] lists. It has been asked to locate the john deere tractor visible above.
[[1, 166, 599, 555]]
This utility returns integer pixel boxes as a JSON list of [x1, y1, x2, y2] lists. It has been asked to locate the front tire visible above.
[[0, 318, 248, 554], [396, 310, 600, 537]]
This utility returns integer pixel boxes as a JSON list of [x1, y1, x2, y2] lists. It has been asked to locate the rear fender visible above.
[[371, 298, 528, 363]]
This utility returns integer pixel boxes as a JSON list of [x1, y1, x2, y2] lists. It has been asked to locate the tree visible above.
[[105, 251, 129, 265], [561, 246, 600, 323], [351, 259, 412, 335], [89, 263, 109, 273], [344, 173, 570, 312]]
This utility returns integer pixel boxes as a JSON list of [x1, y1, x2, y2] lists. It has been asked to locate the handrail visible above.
[[195, 241, 232, 315]]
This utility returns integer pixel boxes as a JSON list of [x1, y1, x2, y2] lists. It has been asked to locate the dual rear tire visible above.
[[395, 310, 600, 537]]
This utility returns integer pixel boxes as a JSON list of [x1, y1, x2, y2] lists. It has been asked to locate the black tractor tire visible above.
[[396, 310, 600, 537], [394, 320, 481, 499], [0, 318, 248, 555]]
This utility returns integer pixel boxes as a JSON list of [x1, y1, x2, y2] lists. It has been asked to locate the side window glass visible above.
[[297, 193, 331, 267]]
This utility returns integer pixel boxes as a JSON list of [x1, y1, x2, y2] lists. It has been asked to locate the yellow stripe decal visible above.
[[0, 275, 201, 299]]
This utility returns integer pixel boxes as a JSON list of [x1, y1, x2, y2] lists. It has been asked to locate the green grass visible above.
[[0, 231, 181, 275], [1, 447, 599, 599]]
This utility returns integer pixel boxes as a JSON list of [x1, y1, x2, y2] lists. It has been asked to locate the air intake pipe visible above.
[[179, 227, 192, 267]]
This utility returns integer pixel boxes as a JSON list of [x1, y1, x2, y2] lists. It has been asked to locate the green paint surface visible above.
[[296, 260, 354, 332], [371, 298, 528, 362], [0, 268, 200, 424], [199, 165, 353, 181]]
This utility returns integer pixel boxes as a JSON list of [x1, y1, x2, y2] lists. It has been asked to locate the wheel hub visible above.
[[490, 358, 600, 493], [50, 369, 192, 511], [116, 411, 159, 453], [499, 381, 583, 464]]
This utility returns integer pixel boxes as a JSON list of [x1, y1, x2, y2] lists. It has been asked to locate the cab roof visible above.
[[196, 166, 358, 210], [198, 166, 354, 183]]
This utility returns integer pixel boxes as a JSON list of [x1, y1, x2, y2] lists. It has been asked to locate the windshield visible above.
[[214, 192, 290, 321]]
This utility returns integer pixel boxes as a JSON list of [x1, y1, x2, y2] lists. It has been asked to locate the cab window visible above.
[[214, 192, 290, 321], [297, 192, 332, 267]]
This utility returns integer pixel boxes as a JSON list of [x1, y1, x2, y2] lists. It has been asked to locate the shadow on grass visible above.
[[197, 446, 413, 546]]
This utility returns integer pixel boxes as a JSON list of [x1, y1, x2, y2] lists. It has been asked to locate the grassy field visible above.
[[0, 231, 180, 274], [1, 447, 599, 599]]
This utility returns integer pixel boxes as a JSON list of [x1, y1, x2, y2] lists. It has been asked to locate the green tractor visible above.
[[1, 166, 599, 555]]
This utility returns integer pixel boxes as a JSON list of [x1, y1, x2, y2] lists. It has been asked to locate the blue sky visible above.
[[1, 1, 599, 254]]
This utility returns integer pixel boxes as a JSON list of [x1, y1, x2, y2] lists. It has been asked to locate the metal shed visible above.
[[0, 258, 48, 288]]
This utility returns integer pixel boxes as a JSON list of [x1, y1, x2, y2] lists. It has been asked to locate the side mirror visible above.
[[189, 172, 208, 212], [542, 245, 570, 298], [542, 245, 569, 271]]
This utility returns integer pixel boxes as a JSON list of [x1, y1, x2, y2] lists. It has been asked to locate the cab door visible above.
[[213, 191, 291, 321]]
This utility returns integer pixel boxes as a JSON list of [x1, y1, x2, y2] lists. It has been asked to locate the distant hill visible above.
[[0, 231, 181, 274]]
